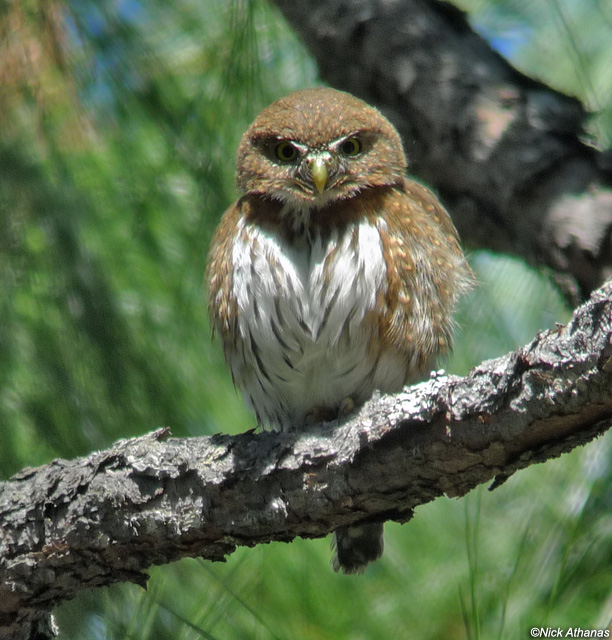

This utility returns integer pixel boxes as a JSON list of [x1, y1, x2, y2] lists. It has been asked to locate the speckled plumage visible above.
[[206, 88, 473, 573]]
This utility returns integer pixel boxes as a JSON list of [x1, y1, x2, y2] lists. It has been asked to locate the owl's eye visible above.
[[274, 141, 299, 163], [340, 137, 362, 157]]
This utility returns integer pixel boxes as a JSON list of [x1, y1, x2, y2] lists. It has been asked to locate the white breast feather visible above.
[[230, 218, 402, 428]]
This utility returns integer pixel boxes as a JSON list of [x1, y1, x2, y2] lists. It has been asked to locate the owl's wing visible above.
[[375, 180, 473, 370], [206, 199, 242, 340]]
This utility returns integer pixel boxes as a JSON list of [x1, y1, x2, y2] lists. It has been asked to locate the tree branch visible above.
[[272, 0, 612, 301], [1, 278, 611, 639]]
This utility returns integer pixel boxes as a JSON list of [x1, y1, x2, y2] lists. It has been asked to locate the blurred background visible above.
[[1, 0, 612, 638]]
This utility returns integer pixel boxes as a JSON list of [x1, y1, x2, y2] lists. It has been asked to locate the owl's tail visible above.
[[331, 523, 384, 574]]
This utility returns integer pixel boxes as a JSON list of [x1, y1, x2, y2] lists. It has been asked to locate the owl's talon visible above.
[[338, 397, 355, 417], [305, 407, 338, 424], [304, 411, 318, 425]]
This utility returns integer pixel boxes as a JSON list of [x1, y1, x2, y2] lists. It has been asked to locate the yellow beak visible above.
[[310, 156, 329, 194]]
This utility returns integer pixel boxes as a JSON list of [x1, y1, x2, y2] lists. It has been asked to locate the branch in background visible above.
[[272, 0, 612, 301], [1, 278, 611, 640]]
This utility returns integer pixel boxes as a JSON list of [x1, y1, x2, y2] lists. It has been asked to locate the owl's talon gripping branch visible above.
[[339, 396, 356, 417], [206, 88, 473, 573]]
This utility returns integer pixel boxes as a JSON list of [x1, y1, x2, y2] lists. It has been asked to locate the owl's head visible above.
[[236, 88, 407, 210]]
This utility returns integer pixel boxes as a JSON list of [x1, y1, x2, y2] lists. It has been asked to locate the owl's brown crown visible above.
[[235, 88, 408, 210]]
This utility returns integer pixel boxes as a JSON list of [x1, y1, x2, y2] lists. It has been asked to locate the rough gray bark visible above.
[[1, 278, 612, 640], [272, 0, 612, 302]]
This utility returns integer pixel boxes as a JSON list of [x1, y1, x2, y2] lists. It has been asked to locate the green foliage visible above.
[[1, 0, 611, 638]]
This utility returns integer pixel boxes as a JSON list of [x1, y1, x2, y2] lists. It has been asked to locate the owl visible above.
[[207, 87, 473, 574]]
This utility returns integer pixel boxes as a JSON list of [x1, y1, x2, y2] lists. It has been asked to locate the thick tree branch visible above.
[[1, 278, 612, 640], [272, 0, 612, 300]]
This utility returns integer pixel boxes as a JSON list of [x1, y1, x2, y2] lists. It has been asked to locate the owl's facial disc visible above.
[[267, 139, 331, 200], [270, 134, 368, 205]]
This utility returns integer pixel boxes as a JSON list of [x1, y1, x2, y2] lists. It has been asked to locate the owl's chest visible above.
[[231, 218, 387, 353]]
